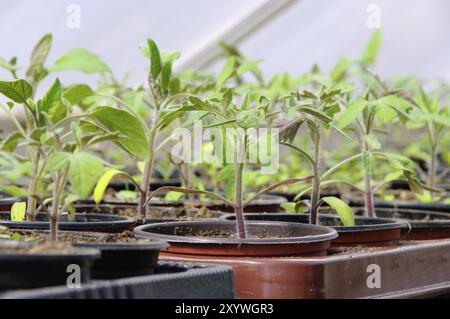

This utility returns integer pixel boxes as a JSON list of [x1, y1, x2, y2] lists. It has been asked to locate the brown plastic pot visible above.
[[0, 198, 25, 212], [222, 213, 405, 247], [134, 220, 338, 257], [161, 240, 450, 299]]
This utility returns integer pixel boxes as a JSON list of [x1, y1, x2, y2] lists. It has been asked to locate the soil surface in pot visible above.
[[134, 220, 338, 257]]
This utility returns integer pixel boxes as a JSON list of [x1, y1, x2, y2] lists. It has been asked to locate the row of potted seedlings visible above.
[[0, 31, 449, 298]]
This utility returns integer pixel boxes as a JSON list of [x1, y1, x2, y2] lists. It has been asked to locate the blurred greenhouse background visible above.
[[0, 0, 449, 109]]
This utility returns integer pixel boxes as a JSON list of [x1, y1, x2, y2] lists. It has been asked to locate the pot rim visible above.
[[220, 212, 406, 233], [133, 220, 338, 245], [371, 208, 450, 228], [0, 212, 135, 228]]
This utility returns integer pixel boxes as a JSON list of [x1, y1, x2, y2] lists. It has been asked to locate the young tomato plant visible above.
[[399, 88, 450, 189], [144, 91, 314, 238], [278, 79, 356, 226], [0, 77, 122, 240], [0, 34, 111, 219], [92, 39, 209, 220], [335, 72, 425, 217]]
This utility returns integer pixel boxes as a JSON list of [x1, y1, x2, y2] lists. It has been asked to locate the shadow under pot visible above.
[[362, 208, 450, 241], [221, 213, 405, 248], [0, 240, 99, 291], [134, 220, 338, 257], [0, 212, 135, 233]]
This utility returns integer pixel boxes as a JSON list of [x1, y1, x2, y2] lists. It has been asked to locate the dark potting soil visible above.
[[4, 229, 156, 245], [330, 245, 385, 256], [0, 241, 78, 254], [151, 206, 214, 220], [173, 226, 295, 239]]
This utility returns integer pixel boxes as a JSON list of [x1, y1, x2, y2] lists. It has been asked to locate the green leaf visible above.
[[0, 57, 17, 72], [161, 61, 172, 93], [218, 57, 236, 86], [0, 79, 33, 104], [365, 135, 381, 150], [281, 202, 297, 213], [236, 109, 263, 128], [26, 33, 52, 82], [0, 132, 24, 152], [63, 84, 94, 108], [69, 152, 104, 199], [116, 190, 137, 201], [11, 202, 26, 222], [47, 151, 71, 172], [94, 168, 133, 204], [322, 197, 355, 226], [363, 30, 382, 65], [338, 99, 366, 129], [147, 39, 162, 79], [0, 185, 28, 198], [297, 107, 333, 123], [38, 78, 67, 122], [92, 107, 149, 160], [49, 48, 110, 74], [165, 191, 184, 201]]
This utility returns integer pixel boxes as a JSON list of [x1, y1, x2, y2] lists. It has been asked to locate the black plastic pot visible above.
[[359, 208, 450, 240], [73, 204, 228, 224], [269, 190, 342, 202], [0, 262, 234, 299], [74, 239, 168, 280], [221, 213, 405, 247], [134, 220, 338, 257], [148, 194, 287, 213], [0, 212, 135, 233], [0, 240, 99, 291], [348, 197, 450, 214]]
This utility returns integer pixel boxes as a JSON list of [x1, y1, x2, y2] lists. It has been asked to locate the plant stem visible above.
[[26, 150, 40, 221], [362, 140, 376, 218], [428, 144, 438, 189], [363, 170, 375, 218], [49, 165, 70, 242], [234, 161, 246, 239], [50, 173, 61, 242], [310, 141, 321, 225], [139, 131, 156, 220]]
